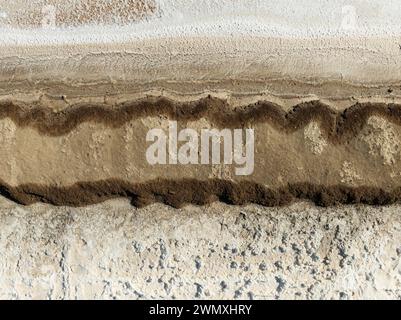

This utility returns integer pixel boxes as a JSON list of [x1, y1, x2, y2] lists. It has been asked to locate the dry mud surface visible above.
[[2, 96, 401, 207]]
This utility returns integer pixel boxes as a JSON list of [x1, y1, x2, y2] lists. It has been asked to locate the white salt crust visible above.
[[1, 0, 401, 46]]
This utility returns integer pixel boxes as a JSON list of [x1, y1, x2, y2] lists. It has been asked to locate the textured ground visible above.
[[0, 199, 400, 300]]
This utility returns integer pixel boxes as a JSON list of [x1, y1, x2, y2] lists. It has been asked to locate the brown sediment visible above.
[[1, 96, 401, 143], [0, 178, 399, 207], [9, 0, 157, 28], [57, 0, 157, 26]]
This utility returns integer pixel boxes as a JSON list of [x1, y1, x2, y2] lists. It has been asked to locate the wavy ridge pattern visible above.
[[1, 97, 401, 142], [0, 178, 400, 207]]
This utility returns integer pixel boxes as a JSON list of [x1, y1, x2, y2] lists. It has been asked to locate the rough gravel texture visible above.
[[0, 199, 400, 300]]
